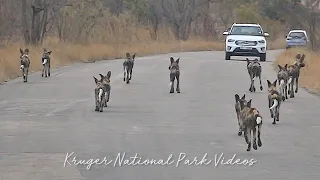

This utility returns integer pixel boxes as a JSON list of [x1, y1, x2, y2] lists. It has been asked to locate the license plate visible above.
[[240, 47, 252, 50]]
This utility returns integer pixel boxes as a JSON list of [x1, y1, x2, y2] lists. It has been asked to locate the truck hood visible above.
[[226, 35, 266, 41]]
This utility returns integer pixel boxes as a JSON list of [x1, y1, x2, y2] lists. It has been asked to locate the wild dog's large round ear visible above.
[[107, 71, 111, 78], [19, 48, 24, 55], [284, 64, 288, 69], [99, 74, 104, 79], [241, 94, 246, 100], [93, 76, 98, 84], [277, 64, 282, 70], [247, 99, 252, 107], [267, 80, 271, 87], [176, 58, 180, 63], [296, 53, 301, 60], [48, 51, 52, 54], [170, 57, 174, 63], [273, 79, 277, 86], [126, 52, 130, 58], [132, 53, 136, 59], [300, 54, 305, 61], [235, 94, 240, 101]]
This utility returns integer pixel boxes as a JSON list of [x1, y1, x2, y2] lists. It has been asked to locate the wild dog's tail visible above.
[[42, 58, 47, 65], [288, 76, 292, 85], [169, 81, 172, 87], [20, 65, 24, 70], [256, 116, 262, 125], [280, 79, 285, 87], [98, 88, 103, 102], [269, 99, 279, 110]]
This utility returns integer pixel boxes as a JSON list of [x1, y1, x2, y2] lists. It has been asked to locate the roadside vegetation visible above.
[[0, 0, 317, 87]]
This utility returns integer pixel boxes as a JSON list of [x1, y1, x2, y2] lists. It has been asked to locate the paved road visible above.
[[0, 50, 319, 180]]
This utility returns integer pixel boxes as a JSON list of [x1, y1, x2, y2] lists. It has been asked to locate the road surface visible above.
[[0, 50, 319, 180]]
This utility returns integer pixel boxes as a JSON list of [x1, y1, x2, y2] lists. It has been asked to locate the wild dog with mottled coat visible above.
[[99, 71, 111, 107], [239, 99, 263, 151], [169, 57, 180, 93], [235, 94, 247, 136], [287, 54, 306, 98], [42, 48, 52, 78], [93, 76, 106, 112], [123, 52, 135, 84], [246, 58, 263, 92], [19, 48, 30, 83], [267, 80, 282, 124], [277, 64, 289, 101]]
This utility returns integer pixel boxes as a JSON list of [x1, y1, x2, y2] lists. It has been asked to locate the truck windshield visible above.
[[230, 26, 263, 36]]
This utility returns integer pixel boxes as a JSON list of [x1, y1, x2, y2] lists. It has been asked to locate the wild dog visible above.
[[19, 48, 30, 83], [287, 54, 306, 98], [277, 64, 289, 101], [123, 52, 135, 84], [246, 58, 263, 92], [267, 80, 281, 124], [93, 76, 106, 112], [99, 71, 111, 107], [235, 94, 247, 136], [239, 99, 263, 151], [41, 48, 52, 78], [169, 57, 180, 93]]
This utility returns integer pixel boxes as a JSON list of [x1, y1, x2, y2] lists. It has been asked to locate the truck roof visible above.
[[232, 23, 261, 27]]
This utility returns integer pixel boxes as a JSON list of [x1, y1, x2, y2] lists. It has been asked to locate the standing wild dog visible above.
[[93, 76, 106, 112], [123, 52, 135, 84], [235, 94, 247, 136], [169, 57, 180, 93], [246, 58, 263, 92], [239, 99, 263, 151], [287, 54, 306, 98], [41, 48, 52, 78], [277, 64, 289, 101], [19, 48, 30, 83], [267, 80, 282, 124], [99, 71, 111, 107]]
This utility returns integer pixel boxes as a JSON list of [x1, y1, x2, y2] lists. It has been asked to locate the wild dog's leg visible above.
[[252, 127, 258, 150], [276, 105, 280, 121], [285, 83, 288, 99], [259, 75, 263, 91], [257, 124, 262, 147], [45, 64, 48, 77], [237, 114, 242, 136], [107, 90, 110, 102], [272, 107, 276, 124], [123, 65, 126, 82], [295, 76, 299, 93], [176, 73, 180, 93], [249, 74, 253, 92], [290, 78, 295, 98], [25, 69, 28, 82], [246, 128, 251, 151], [244, 127, 249, 144], [94, 89, 99, 111], [103, 92, 108, 107], [126, 68, 130, 84], [129, 65, 133, 80], [48, 63, 51, 76], [42, 65, 44, 77], [170, 73, 175, 93], [268, 97, 273, 118]]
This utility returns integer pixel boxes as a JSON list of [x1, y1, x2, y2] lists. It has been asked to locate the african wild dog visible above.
[[99, 71, 111, 107], [267, 80, 281, 124], [93, 76, 106, 112], [246, 58, 263, 92], [235, 94, 247, 136], [239, 99, 263, 151], [277, 64, 289, 101], [123, 52, 135, 84], [42, 48, 52, 78], [169, 57, 180, 93], [287, 54, 306, 98], [19, 48, 30, 83]]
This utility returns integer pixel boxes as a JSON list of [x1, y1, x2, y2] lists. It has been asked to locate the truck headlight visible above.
[[258, 40, 265, 44], [227, 39, 235, 43]]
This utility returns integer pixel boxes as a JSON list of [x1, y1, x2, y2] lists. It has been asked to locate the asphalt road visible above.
[[0, 50, 319, 180]]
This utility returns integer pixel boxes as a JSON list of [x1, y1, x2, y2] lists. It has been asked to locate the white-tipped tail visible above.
[[98, 89, 103, 102], [280, 79, 285, 86], [42, 58, 47, 65], [288, 77, 292, 85], [256, 117, 262, 124], [169, 81, 172, 87], [269, 99, 279, 110], [20, 65, 24, 70]]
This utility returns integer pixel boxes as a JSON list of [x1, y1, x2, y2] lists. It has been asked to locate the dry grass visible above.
[[0, 37, 285, 83], [275, 48, 320, 91]]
